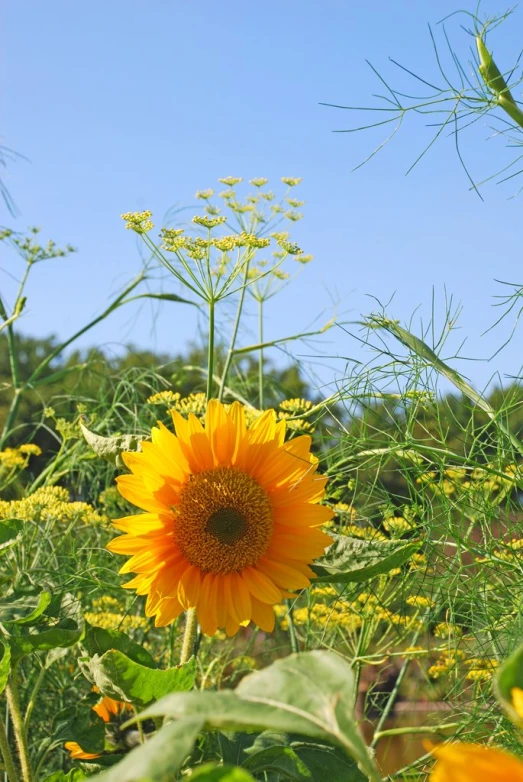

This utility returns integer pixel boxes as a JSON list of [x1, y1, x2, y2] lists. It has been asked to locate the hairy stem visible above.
[[6, 677, 32, 782], [0, 712, 18, 782], [179, 608, 199, 665]]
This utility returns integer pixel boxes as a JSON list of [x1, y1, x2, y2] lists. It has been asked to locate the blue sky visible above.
[[4, 0, 523, 399]]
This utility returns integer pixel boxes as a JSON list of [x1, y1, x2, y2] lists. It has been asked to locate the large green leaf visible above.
[[88, 717, 204, 782], [243, 731, 366, 781], [243, 745, 312, 779], [3, 590, 52, 625], [54, 694, 106, 755], [311, 534, 421, 583], [135, 651, 381, 781], [9, 617, 83, 662], [83, 649, 197, 705], [495, 641, 523, 726], [0, 639, 11, 695], [0, 517, 23, 551], [190, 765, 256, 781], [83, 624, 156, 668]]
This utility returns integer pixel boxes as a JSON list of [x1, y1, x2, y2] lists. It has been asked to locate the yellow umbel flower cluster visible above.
[[147, 390, 181, 406], [0, 486, 107, 525], [84, 610, 149, 632], [0, 443, 41, 470]]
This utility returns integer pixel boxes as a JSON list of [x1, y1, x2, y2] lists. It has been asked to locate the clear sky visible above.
[[3, 0, 523, 399]]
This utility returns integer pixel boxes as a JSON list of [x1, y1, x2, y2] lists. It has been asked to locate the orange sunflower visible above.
[[65, 695, 131, 760], [108, 399, 333, 636]]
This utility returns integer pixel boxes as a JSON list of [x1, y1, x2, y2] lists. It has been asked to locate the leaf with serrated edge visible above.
[[133, 651, 381, 782], [312, 534, 421, 583], [84, 649, 196, 705]]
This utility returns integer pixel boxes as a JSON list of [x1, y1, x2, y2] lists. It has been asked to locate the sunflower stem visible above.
[[6, 675, 33, 782], [180, 608, 199, 665]]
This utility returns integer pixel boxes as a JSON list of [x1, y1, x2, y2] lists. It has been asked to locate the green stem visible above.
[[207, 298, 215, 401], [258, 298, 264, 409], [373, 722, 460, 741], [218, 258, 251, 401], [0, 712, 18, 782], [285, 600, 299, 653], [23, 665, 47, 734], [5, 677, 32, 782], [180, 608, 199, 665], [0, 271, 145, 448]]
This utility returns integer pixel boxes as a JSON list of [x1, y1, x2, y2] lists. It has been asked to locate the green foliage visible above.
[[312, 535, 421, 584]]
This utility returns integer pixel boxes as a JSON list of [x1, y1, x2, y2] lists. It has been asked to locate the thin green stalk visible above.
[[5, 676, 32, 782], [180, 608, 199, 665], [258, 298, 264, 409], [0, 270, 146, 448], [218, 257, 251, 401], [23, 665, 47, 734], [207, 298, 216, 401], [0, 713, 17, 782], [285, 600, 299, 653]]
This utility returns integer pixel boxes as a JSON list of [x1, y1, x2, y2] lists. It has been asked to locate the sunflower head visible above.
[[108, 400, 333, 636]]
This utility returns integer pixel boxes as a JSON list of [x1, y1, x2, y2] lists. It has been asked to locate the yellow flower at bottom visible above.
[[429, 742, 523, 781], [109, 400, 333, 636]]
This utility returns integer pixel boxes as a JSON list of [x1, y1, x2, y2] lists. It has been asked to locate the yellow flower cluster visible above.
[[428, 650, 467, 679], [279, 398, 313, 415], [0, 486, 107, 525], [433, 622, 463, 639], [0, 443, 41, 470], [464, 657, 499, 681], [170, 392, 207, 418], [146, 390, 181, 405], [192, 215, 227, 229], [281, 177, 302, 186], [406, 595, 435, 609], [277, 412, 314, 433], [121, 211, 154, 234], [249, 178, 269, 188], [383, 516, 416, 535], [84, 611, 149, 632]]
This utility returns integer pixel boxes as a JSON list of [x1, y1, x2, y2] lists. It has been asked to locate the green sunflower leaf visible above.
[[4, 589, 52, 625], [80, 422, 147, 468], [87, 717, 204, 782], [82, 649, 197, 706], [311, 534, 421, 583], [9, 617, 83, 663], [190, 765, 256, 781], [83, 623, 156, 668], [131, 651, 380, 782], [54, 693, 106, 756]]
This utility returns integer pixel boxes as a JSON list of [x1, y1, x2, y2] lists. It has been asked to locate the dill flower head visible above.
[[109, 400, 333, 636]]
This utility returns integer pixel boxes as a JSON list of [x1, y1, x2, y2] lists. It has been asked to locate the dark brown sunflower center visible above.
[[174, 466, 273, 574], [206, 507, 247, 545]]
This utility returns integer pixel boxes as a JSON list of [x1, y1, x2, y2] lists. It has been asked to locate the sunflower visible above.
[[428, 742, 523, 781], [65, 695, 131, 760], [108, 400, 333, 636]]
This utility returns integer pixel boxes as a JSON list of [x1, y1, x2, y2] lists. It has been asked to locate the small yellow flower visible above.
[[219, 177, 242, 187], [281, 177, 302, 187], [406, 595, 435, 609], [428, 742, 523, 781], [192, 215, 227, 229], [249, 178, 269, 187], [121, 210, 154, 234], [195, 189, 214, 199]]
